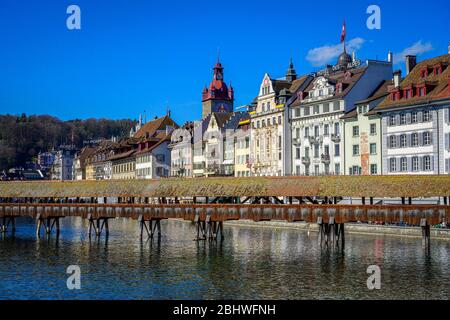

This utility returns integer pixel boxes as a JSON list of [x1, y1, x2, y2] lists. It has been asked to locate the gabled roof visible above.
[[375, 53, 450, 111], [134, 115, 178, 139]]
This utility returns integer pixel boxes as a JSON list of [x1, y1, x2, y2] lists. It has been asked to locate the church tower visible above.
[[201, 58, 234, 118]]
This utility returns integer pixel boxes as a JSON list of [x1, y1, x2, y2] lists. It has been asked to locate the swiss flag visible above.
[[340, 20, 346, 43]]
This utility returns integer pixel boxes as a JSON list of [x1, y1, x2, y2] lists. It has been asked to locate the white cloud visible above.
[[393, 41, 433, 65], [306, 38, 365, 67]]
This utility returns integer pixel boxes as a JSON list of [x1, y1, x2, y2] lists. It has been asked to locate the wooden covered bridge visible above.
[[0, 175, 449, 247]]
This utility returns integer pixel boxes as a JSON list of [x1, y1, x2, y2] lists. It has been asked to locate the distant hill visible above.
[[0, 114, 136, 170]]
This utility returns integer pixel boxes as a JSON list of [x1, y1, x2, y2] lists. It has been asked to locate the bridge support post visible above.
[[87, 214, 111, 238], [420, 218, 430, 249], [138, 214, 161, 239], [36, 215, 61, 238], [1, 216, 16, 234]]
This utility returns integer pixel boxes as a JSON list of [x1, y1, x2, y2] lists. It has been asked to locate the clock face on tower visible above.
[[216, 72, 223, 80]]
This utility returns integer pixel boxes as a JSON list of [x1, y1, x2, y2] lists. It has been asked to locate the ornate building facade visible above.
[[288, 50, 392, 176]]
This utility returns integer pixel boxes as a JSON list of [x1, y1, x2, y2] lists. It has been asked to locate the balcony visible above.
[[331, 133, 341, 143], [301, 156, 311, 165], [308, 136, 318, 145], [321, 154, 330, 164], [293, 137, 302, 146]]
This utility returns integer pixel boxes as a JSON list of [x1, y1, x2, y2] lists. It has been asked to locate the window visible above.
[[295, 165, 300, 175], [400, 134, 407, 148], [334, 144, 340, 156], [423, 110, 431, 122], [295, 128, 300, 139], [423, 156, 431, 171], [324, 124, 329, 136], [304, 106, 310, 116], [418, 86, 426, 97], [267, 102, 271, 111], [262, 120, 265, 127], [389, 135, 397, 148], [352, 126, 359, 137], [389, 115, 396, 126], [257, 121, 260, 128], [295, 108, 300, 117], [400, 113, 406, 125], [370, 123, 376, 135], [305, 147, 310, 157], [323, 103, 330, 113], [389, 158, 397, 172], [304, 127, 310, 138], [314, 145, 320, 158], [314, 126, 319, 137], [295, 148, 300, 159], [412, 157, 419, 172], [261, 103, 265, 112], [278, 116, 282, 125], [333, 101, 340, 111], [423, 132, 431, 145], [267, 118, 271, 126], [335, 163, 341, 175], [352, 144, 359, 156], [370, 164, 377, 175], [334, 123, 340, 135], [314, 105, 319, 114], [370, 143, 377, 155], [400, 157, 408, 172], [405, 89, 412, 99], [411, 133, 419, 147]]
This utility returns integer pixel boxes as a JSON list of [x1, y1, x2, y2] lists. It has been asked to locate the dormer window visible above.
[[434, 65, 442, 75], [417, 85, 427, 97], [336, 83, 343, 94], [403, 88, 413, 99], [420, 68, 428, 78], [391, 90, 401, 101], [297, 91, 304, 100]]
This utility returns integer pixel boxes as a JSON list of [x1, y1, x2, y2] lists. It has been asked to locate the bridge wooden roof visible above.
[[0, 176, 449, 198]]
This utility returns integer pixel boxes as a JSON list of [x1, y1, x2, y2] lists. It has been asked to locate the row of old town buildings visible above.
[[61, 43, 450, 181]]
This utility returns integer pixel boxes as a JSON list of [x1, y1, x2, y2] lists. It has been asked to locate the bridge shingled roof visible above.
[[0, 176, 450, 198]]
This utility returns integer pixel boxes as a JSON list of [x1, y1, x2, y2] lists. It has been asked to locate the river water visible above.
[[0, 217, 448, 300]]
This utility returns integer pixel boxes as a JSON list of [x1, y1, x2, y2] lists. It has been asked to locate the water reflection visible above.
[[0, 217, 448, 300]]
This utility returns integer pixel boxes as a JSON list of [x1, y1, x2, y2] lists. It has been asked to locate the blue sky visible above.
[[0, 0, 449, 125]]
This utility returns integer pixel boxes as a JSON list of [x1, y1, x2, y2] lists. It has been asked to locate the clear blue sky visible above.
[[0, 0, 449, 125]]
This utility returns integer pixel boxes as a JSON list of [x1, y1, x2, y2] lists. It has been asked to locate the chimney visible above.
[[393, 70, 401, 87], [388, 51, 393, 63], [405, 55, 417, 75]]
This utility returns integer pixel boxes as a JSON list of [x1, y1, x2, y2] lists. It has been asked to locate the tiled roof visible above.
[[2, 176, 450, 198], [134, 115, 178, 139], [290, 66, 369, 108], [375, 54, 450, 111]]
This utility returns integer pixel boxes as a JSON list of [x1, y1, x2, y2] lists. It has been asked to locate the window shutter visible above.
[[430, 132, 433, 145], [446, 159, 450, 173], [446, 108, 450, 124], [408, 157, 412, 172], [409, 134, 414, 147], [418, 111, 423, 122], [418, 132, 423, 146], [386, 136, 390, 149], [396, 135, 401, 148], [419, 157, 424, 171], [446, 133, 450, 150], [395, 114, 400, 125]]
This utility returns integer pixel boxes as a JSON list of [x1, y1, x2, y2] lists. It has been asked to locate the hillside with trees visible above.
[[0, 114, 135, 170]]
